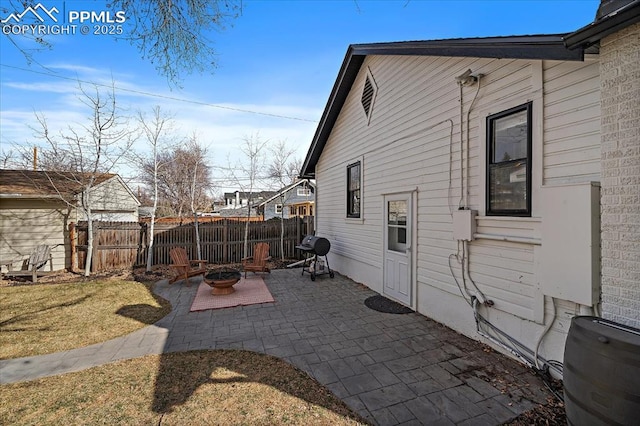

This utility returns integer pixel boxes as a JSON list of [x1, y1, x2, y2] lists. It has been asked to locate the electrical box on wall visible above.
[[453, 209, 477, 241], [538, 182, 600, 306]]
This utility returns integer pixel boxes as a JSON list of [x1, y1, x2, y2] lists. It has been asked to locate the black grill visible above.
[[296, 235, 334, 281], [297, 235, 331, 256]]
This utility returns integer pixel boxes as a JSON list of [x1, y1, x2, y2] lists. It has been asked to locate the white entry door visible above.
[[383, 193, 412, 306]]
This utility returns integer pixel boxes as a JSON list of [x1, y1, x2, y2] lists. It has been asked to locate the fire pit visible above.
[[203, 269, 241, 295]]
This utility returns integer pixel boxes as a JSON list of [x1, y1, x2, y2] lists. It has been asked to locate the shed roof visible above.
[[300, 34, 589, 178], [0, 169, 117, 198]]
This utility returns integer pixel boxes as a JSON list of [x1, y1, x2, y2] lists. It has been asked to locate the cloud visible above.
[[4, 80, 77, 93], [1, 60, 321, 193]]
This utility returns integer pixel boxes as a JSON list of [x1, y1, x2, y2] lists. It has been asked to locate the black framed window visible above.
[[347, 161, 361, 218], [486, 102, 532, 216]]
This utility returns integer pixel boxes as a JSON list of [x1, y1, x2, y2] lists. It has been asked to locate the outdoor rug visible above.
[[364, 295, 413, 314], [190, 277, 275, 312]]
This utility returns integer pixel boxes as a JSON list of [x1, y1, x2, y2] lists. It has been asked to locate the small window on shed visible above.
[[361, 68, 377, 124]]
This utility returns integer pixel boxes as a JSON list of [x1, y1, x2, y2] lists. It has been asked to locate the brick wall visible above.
[[599, 22, 640, 328]]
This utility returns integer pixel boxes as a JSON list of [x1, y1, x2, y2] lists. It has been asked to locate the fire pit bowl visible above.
[[204, 269, 241, 295]]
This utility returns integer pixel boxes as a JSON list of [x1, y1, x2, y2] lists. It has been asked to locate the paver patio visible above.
[[0, 269, 555, 425]]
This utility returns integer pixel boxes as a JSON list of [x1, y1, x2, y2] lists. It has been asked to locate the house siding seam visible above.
[[599, 22, 640, 328]]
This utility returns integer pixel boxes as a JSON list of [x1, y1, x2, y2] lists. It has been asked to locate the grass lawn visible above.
[[0, 277, 368, 424], [0, 279, 171, 359], [0, 350, 367, 425]]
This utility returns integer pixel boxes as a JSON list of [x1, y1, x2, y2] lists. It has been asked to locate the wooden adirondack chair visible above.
[[169, 247, 207, 285], [241, 242, 272, 278], [1, 244, 53, 283]]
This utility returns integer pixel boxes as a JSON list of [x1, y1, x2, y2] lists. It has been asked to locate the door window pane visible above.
[[388, 200, 408, 252]]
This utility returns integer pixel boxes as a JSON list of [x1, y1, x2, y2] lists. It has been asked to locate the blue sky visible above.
[[0, 0, 600, 192]]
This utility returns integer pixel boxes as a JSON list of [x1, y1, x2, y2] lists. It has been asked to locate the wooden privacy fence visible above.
[[74, 217, 314, 272]]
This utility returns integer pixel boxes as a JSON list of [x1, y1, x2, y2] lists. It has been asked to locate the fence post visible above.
[[91, 221, 99, 272], [138, 222, 147, 266], [69, 222, 77, 272], [223, 219, 228, 263]]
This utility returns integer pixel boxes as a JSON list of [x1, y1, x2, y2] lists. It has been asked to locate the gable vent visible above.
[[361, 77, 374, 115], [360, 69, 377, 124]]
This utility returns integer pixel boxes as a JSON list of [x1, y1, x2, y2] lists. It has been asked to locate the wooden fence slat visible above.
[[73, 217, 314, 272]]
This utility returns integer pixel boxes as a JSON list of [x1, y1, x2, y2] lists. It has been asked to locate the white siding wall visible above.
[[0, 199, 70, 272], [316, 54, 601, 364], [543, 57, 601, 185]]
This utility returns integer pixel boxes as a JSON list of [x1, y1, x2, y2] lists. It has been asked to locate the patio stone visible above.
[[0, 269, 557, 425]]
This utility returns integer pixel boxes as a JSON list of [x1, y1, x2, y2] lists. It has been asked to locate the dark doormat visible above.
[[364, 295, 413, 314]]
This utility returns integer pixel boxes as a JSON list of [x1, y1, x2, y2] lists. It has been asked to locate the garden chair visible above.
[[169, 247, 207, 286], [1, 244, 53, 283], [241, 242, 272, 278]]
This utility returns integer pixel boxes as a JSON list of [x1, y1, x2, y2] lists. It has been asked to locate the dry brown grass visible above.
[[0, 280, 171, 359], [0, 271, 368, 424], [0, 350, 368, 425]]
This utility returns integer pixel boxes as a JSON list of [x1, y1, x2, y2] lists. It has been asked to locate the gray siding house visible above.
[[257, 180, 315, 220]]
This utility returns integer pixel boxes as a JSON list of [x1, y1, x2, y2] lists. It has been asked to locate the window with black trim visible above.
[[486, 102, 532, 216], [347, 161, 361, 218]]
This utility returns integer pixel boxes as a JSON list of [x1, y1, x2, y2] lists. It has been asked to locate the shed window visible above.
[[347, 161, 361, 218], [486, 102, 532, 216]]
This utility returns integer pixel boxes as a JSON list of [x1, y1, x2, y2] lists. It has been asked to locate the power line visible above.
[[0, 63, 320, 123]]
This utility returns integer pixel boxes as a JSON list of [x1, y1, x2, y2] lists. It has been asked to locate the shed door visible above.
[[383, 193, 412, 306]]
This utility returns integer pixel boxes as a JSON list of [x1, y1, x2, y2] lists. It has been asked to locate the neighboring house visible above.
[[0, 169, 140, 272], [300, 0, 639, 368], [256, 180, 315, 220], [221, 190, 276, 209]]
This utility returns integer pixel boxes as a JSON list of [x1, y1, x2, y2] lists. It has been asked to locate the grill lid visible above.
[[298, 235, 331, 256]]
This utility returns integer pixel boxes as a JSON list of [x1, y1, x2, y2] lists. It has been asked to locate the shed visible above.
[[0, 169, 140, 272]]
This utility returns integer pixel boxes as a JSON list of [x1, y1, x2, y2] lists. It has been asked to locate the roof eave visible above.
[[350, 35, 583, 61], [0, 194, 67, 199], [301, 47, 364, 178], [564, 2, 640, 49]]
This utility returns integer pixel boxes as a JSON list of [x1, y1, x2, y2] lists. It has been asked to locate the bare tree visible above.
[[135, 106, 176, 272], [267, 141, 297, 260], [29, 82, 135, 276], [141, 142, 213, 219], [227, 134, 270, 258], [2, 0, 242, 86], [1, 147, 18, 169], [186, 134, 210, 260]]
